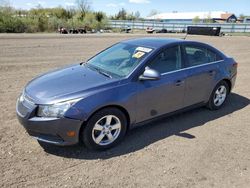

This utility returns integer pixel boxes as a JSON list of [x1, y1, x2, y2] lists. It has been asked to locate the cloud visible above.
[[106, 2, 126, 8], [38, 1, 46, 6], [26, 3, 33, 6], [129, 0, 150, 4], [119, 2, 126, 6], [25, 1, 46, 8], [106, 3, 118, 7], [65, 2, 75, 6]]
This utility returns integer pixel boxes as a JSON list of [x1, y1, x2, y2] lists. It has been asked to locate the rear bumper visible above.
[[16, 96, 83, 146], [230, 74, 237, 91]]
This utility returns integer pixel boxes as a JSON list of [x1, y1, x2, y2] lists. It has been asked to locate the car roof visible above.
[[122, 37, 225, 57], [122, 38, 183, 49]]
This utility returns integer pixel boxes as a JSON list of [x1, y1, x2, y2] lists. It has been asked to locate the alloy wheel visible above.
[[91, 115, 121, 146], [213, 85, 227, 106]]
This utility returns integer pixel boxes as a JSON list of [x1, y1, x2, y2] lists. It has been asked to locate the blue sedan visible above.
[[16, 38, 237, 150]]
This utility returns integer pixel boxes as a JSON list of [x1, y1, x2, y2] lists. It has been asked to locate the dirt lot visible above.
[[0, 33, 249, 188]]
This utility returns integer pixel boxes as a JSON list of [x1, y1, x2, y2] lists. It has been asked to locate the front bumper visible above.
[[16, 95, 83, 146]]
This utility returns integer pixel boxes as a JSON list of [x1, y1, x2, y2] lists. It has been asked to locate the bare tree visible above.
[[134, 11, 140, 20], [239, 14, 246, 20], [117, 8, 127, 20], [75, 0, 91, 19], [148, 9, 159, 17]]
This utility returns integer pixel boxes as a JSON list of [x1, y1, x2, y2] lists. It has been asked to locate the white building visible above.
[[146, 11, 237, 23]]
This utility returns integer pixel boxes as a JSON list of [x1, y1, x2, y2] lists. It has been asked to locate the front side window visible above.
[[86, 43, 153, 77], [184, 45, 222, 67], [148, 45, 182, 74]]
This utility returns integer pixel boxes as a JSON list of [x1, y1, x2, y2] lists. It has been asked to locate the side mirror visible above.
[[139, 67, 160, 81]]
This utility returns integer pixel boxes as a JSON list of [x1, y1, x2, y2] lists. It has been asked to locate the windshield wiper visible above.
[[97, 69, 112, 78], [86, 64, 112, 78]]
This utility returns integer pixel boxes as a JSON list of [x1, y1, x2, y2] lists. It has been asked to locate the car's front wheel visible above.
[[207, 81, 229, 110], [82, 108, 127, 150]]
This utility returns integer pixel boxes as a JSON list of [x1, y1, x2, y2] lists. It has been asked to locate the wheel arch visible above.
[[206, 77, 232, 104], [221, 78, 232, 93], [214, 78, 232, 93], [79, 104, 131, 140], [206, 78, 231, 110]]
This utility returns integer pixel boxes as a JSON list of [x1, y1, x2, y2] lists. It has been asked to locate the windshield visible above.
[[86, 43, 153, 77]]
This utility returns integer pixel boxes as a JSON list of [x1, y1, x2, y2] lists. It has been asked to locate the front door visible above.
[[136, 45, 186, 123]]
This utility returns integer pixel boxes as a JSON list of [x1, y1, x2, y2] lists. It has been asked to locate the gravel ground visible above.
[[0, 33, 249, 188]]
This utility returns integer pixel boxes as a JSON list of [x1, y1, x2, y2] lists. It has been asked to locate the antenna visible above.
[[182, 32, 188, 40]]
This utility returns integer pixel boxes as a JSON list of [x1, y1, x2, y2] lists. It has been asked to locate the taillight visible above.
[[233, 62, 238, 67]]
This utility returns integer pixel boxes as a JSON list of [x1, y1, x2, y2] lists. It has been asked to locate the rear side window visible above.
[[184, 45, 223, 67]]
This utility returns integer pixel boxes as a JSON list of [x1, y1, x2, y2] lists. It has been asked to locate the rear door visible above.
[[182, 44, 223, 107]]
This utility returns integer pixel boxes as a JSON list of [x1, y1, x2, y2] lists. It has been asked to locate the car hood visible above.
[[25, 64, 119, 104]]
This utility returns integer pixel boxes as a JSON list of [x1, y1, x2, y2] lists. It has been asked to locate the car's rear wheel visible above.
[[82, 108, 127, 150], [207, 81, 229, 110]]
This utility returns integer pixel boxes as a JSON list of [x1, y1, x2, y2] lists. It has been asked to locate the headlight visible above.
[[37, 98, 81, 118], [19, 93, 24, 103]]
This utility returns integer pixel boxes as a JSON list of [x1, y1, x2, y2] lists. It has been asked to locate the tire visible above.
[[81, 108, 128, 150], [207, 81, 229, 110]]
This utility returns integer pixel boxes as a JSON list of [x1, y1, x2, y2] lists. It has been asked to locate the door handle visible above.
[[175, 80, 184, 86], [208, 70, 216, 76]]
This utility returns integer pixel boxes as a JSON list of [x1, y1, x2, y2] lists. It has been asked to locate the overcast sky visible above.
[[7, 0, 250, 17]]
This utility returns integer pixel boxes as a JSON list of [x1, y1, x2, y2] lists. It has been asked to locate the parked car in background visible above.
[[121, 26, 131, 33], [16, 38, 237, 150], [156, 29, 168, 33], [78, 28, 87, 34], [58, 27, 88, 34], [69, 28, 79, 34], [58, 27, 68, 34], [146, 27, 155, 33]]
